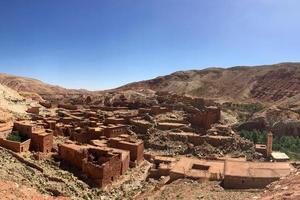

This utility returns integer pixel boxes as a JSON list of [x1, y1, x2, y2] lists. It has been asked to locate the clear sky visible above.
[[0, 0, 300, 90]]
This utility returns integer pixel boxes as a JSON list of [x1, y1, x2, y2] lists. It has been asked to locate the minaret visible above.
[[266, 132, 273, 157]]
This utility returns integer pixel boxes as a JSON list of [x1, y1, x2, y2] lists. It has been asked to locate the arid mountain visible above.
[[116, 62, 300, 105], [1, 63, 299, 106], [0, 73, 90, 101]]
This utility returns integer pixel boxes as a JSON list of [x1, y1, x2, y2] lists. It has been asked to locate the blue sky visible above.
[[0, 0, 300, 90]]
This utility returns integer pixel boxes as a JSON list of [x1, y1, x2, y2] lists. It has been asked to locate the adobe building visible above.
[[0, 137, 31, 153], [169, 157, 225, 181], [223, 160, 292, 189], [58, 142, 124, 188], [12, 121, 53, 153], [82, 148, 122, 187], [108, 136, 144, 166], [58, 142, 89, 170], [187, 107, 221, 130], [148, 155, 177, 179], [90, 140, 130, 175], [102, 124, 128, 138]]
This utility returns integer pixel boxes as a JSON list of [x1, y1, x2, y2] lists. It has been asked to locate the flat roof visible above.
[[171, 157, 225, 179], [224, 160, 291, 178], [271, 152, 290, 160]]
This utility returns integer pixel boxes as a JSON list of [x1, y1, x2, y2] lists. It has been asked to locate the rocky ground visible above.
[[260, 166, 300, 200], [136, 179, 261, 200], [0, 146, 153, 200], [0, 180, 68, 200]]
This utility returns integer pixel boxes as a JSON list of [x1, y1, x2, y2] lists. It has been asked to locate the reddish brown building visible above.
[[102, 124, 128, 138], [12, 121, 53, 153], [109, 136, 144, 165], [82, 148, 122, 187], [58, 143, 124, 188]]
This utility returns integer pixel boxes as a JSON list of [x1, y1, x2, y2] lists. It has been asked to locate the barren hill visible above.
[[0, 73, 90, 101], [1, 63, 299, 108], [116, 62, 300, 105]]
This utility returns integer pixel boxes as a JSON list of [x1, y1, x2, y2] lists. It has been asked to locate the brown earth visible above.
[[0, 73, 90, 102], [260, 169, 300, 200], [0, 180, 69, 200], [116, 62, 300, 106], [136, 179, 260, 200], [1, 63, 300, 107]]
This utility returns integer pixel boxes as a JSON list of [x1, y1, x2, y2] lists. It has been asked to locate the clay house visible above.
[[102, 124, 128, 138], [108, 136, 144, 166], [58, 142, 123, 188], [12, 121, 53, 153], [72, 127, 104, 144], [148, 155, 177, 179], [187, 107, 221, 130], [223, 160, 292, 189], [0, 134, 31, 153], [90, 140, 130, 175], [82, 147, 122, 187], [169, 157, 225, 182], [26, 106, 40, 115], [30, 129, 53, 153]]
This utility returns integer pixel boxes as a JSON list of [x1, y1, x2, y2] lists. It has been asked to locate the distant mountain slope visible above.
[[1, 62, 299, 106], [116, 63, 300, 104], [0, 73, 84, 95], [0, 83, 28, 117]]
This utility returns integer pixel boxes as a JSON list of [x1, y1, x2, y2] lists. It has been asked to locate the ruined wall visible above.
[[188, 107, 220, 130], [0, 138, 31, 153], [223, 176, 279, 189], [103, 126, 127, 138], [109, 140, 144, 165], [58, 144, 88, 170], [82, 149, 122, 188], [13, 122, 33, 136]]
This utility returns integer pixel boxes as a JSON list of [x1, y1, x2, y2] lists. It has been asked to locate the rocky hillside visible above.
[[117, 63, 300, 105], [0, 83, 28, 118], [0, 73, 90, 101], [1, 63, 299, 106], [260, 168, 300, 200]]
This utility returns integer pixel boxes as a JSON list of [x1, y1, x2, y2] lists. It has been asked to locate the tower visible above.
[[266, 132, 273, 157]]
